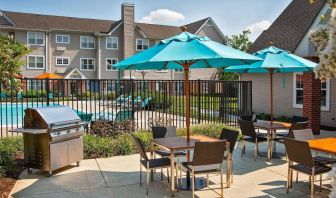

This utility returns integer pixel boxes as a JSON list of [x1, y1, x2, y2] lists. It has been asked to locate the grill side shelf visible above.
[[10, 128, 48, 134]]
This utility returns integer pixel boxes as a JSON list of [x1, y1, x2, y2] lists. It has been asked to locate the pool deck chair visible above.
[[115, 110, 134, 122]]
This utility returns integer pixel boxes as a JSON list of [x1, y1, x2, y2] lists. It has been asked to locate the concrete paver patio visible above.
[[9, 132, 335, 198]]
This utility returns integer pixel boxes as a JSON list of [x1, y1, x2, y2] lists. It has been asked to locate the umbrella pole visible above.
[[270, 70, 273, 124], [184, 66, 190, 142]]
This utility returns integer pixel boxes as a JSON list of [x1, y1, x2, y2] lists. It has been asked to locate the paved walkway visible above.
[[9, 132, 335, 198]]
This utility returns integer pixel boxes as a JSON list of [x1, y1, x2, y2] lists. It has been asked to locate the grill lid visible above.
[[24, 106, 81, 129]]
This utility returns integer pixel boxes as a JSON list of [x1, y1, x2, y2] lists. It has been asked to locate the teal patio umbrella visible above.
[[224, 46, 317, 123], [115, 29, 261, 141]]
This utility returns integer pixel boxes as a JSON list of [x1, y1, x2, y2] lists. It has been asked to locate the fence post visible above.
[[131, 79, 135, 131], [197, 79, 201, 124], [46, 78, 50, 106]]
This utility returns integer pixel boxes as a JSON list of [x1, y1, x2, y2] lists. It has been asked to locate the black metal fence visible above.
[[0, 79, 252, 137]]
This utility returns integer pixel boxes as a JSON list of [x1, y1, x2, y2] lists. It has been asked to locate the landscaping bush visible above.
[[0, 137, 23, 177], [83, 135, 114, 159], [176, 124, 241, 139], [111, 133, 135, 156], [133, 130, 152, 151], [89, 119, 134, 137]]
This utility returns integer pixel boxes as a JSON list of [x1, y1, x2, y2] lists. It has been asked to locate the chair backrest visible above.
[[238, 119, 257, 139], [151, 127, 167, 139], [192, 141, 226, 166], [115, 110, 133, 121], [287, 122, 308, 139], [292, 115, 308, 123], [219, 128, 239, 153], [283, 138, 314, 167], [241, 114, 256, 122], [293, 129, 314, 141], [132, 135, 149, 161], [165, 126, 177, 138]]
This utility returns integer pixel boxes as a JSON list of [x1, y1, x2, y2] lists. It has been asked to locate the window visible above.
[[106, 58, 118, 71], [80, 58, 95, 70], [293, 73, 330, 111], [27, 80, 45, 91], [156, 69, 168, 73], [80, 36, 95, 49], [136, 39, 149, 51], [174, 68, 183, 73], [56, 35, 70, 44], [27, 32, 44, 45], [293, 73, 304, 108], [56, 57, 70, 66], [106, 37, 118, 49], [27, 55, 44, 69]]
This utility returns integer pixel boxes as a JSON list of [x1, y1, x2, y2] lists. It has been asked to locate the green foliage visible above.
[[111, 133, 135, 156], [83, 135, 114, 159], [0, 35, 31, 90], [0, 137, 23, 177], [216, 30, 252, 80], [176, 124, 241, 139], [133, 130, 152, 151]]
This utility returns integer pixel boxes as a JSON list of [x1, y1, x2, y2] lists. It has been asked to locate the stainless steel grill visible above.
[[11, 106, 85, 176]]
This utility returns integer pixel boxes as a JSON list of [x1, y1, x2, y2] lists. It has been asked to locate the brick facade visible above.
[[303, 72, 321, 134]]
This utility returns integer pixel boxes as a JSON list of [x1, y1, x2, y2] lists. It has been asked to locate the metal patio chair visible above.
[[132, 135, 174, 195], [180, 141, 228, 198], [219, 128, 239, 183], [283, 138, 331, 197], [238, 119, 267, 161]]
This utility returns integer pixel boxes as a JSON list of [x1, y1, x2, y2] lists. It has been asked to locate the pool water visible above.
[[0, 103, 60, 126]]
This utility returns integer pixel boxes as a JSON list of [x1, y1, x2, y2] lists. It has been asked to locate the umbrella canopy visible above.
[[224, 46, 316, 73], [115, 30, 261, 141], [224, 46, 318, 122], [35, 73, 64, 79]]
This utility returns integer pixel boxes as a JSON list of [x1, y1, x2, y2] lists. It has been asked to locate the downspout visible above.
[[45, 31, 49, 73], [96, 34, 101, 79]]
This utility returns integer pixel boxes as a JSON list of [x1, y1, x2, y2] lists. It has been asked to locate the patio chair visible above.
[[283, 138, 331, 197], [132, 135, 174, 195], [241, 114, 256, 122], [219, 128, 239, 183], [115, 110, 133, 122], [238, 120, 267, 161], [151, 126, 186, 180], [293, 129, 336, 181], [180, 141, 227, 198]]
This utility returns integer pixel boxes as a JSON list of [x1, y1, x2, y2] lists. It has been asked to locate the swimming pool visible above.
[[0, 103, 61, 126]]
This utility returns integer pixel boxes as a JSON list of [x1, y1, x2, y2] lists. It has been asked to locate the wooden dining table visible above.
[[151, 135, 220, 196], [308, 137, 336, 155], [253, 121, 291, 161]]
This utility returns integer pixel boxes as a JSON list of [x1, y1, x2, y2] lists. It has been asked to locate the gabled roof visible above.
[[249, 0, 327, 53], [0, 10, 224, 41], [136, 23, 181, 40], [3, 11, 116, 32], [184, 17, 210, 34]]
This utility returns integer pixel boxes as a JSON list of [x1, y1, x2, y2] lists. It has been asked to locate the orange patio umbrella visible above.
[[35, 73, 64, 79]]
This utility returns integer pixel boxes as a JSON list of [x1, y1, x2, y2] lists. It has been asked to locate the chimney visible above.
[[121, 3, 135, 59]]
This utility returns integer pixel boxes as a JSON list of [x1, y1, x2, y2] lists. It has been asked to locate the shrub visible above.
[[111, 133, 135, 156], [0, 137, 23, 177], [176, 124, 241, 139], [89, 119, 134, 137], [133, 130, 152, 152], [83, 134, 114, 159]]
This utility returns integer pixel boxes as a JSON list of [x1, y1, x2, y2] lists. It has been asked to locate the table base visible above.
[[258, 151, 284, 159], [176, 177, 207, 191]]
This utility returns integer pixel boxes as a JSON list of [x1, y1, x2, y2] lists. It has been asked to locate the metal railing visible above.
[[0, 79, 252, 137]]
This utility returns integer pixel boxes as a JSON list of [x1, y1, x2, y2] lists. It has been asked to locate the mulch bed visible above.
[[0, 151, 25, 198]]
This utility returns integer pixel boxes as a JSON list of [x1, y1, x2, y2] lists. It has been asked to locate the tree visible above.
[[216, 30, 252, 80], [0, 35, 30, 90], [309, 1, 336, 80]]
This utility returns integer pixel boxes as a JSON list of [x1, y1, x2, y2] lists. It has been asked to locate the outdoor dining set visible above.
[[132, 115, 336, 197]]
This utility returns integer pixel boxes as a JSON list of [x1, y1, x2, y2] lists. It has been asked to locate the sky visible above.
[[0, 0, 293, 41]]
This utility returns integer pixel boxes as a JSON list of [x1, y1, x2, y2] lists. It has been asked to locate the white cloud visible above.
[[246, 20, 272, 41], [139, 9, 185, 25]]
